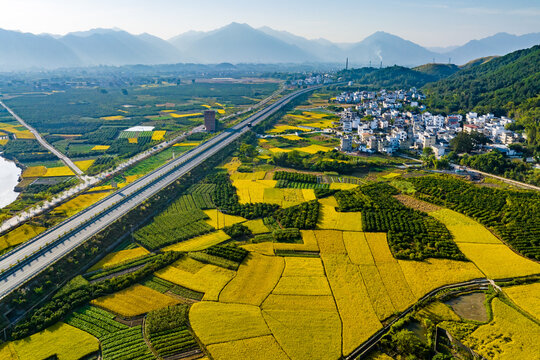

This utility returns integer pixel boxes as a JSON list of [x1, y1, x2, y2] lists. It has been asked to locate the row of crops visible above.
[[145, 305, 200, 358], [101, 326, 155, 360], [275, 180, 330, 189], [165, 193, 215, 212], [134, 209, 214, 250], [140, 276, 204, 301], [273, 171, 318, 183], [66, 306, 127, 338], [410, 175, 540, 260], [118, 131, 154, 139], [85, 254, 159, 281], [335, 183, 465, 261]]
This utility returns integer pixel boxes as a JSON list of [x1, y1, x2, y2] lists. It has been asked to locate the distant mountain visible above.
[[344, 32, 441, 67], [169, 23, 314, 63], [59, 29, 183, 66], [0, 25, 539, 70], [445, 32, 540, 65], [0, 29, 80, 70], [258, 27, 344, 63]]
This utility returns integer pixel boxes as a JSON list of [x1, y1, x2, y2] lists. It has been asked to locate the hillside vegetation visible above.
[[424, 45, 540, 147]]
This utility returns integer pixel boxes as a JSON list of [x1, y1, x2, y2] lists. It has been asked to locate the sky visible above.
[[0, 0, 539, 46]]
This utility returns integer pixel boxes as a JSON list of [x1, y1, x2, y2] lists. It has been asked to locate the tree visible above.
[[393, 329, 429, 358], [450, 132, 474, 153]]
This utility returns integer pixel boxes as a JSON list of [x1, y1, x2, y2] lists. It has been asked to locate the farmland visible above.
[[2, 87, 539, 360]]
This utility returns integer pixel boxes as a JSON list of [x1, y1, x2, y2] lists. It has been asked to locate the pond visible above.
[[444, 292, 488, 322], [405, 320, 428, 343], [0, 155, 21, 208]]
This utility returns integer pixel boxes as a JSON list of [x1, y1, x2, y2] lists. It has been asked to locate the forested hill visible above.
[[338, 66, 441, 89], [423, 45, 540, 146]]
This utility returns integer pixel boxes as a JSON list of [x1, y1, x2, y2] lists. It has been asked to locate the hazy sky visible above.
[[1, 0, 539, 46]]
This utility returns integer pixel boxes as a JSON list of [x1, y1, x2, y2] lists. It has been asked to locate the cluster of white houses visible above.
[[332, 89, 524, 157]]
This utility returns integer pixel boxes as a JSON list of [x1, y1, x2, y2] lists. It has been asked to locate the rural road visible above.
[[0, 101, 84, 176], [0, 85, 323, 300]]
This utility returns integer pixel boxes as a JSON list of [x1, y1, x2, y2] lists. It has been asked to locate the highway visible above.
[[0, 101, 84, 176], [0, 85, 322, 300]]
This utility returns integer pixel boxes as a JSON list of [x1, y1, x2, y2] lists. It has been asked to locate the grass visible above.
[[0, 223, 45, 254], [204, 209, 247, 229], [189, 302, 271, 345], [163, 230, 230, 252], [10, 322, 99, 360], [91, 145, 110, 151], [503, 282, 540, 320], [464, 298, 540, 359], [219, 253, 284, 306], [155, 263, 235, 301], [91, 284, 179, 317], [416, 301, 461, 322], [206, 335, 289, 360], [88, 247, 149, 271]]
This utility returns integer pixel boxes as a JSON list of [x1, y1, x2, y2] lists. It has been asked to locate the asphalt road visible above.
[[0, 101, 84, 176], [0, 85, 322, 300]]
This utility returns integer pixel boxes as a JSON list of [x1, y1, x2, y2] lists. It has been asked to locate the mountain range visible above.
[[0, 23, 539, 71]]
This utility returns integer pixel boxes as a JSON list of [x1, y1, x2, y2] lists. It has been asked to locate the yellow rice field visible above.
[[282, 257, 326, 277], [155, 263, 235, 301], [329, 183, 359, 190], [273, 276, 332, 296], [173, 142, 200, 147], [398, 258, 484, 298], [170, 112, 202, 118], [91, 145, 110, 151], [456, 243, 540, 278], [502, 283, 540, 320], [242, 219, 269, 234], [88, 247, 149, 271], [0, 224, 46, 253], [163, 230, 230, 252], [206, 335, 289, 360], [91, 284, 178, 317], [430, 209, 540, 278], [359, 264, 396, 320], [22, 165, 47, 177], [262, 309, 342, 360], [416, 301, 461, 322], [53, 191, 111, 217], [318, 203, 363, 231], [272, 229, 320, 252], [364, 232, 416, 311], [464, 298, 540, 360], [151, 130, 166, 141], [44, 166, 75, 177], [268, 125, 310, 133], [293, 144, 334, 154], [232, 179, 276, 203], [74, 159, 95, 172], [101, 115, 124, 120], [10, 322, 99, 360], [204, 209, 247, 229], [262, 187, 305, 207], [190, 302, 271, 344], [220, 253, 284, 306], [242, 242, 275, 256], [281, 134, 303, 140], [128, 138, 137, 144]]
